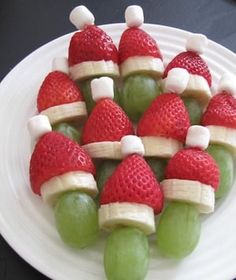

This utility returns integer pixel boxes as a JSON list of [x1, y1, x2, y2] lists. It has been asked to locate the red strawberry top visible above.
[[201, 92, 236, 129], [100, 154, 163, 214], [163, 51, 212, 87], [37, 71, 84, 112], [165, 148, 220, 190], [82, 98, 134, 144], [68, 25, 118, 67], [118, 27, 163, 65], [30, 132, 95, 195], [137, 93, 190, 143]]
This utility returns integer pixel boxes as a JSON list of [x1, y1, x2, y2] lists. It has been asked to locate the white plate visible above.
[[0, 23, 236, 280]]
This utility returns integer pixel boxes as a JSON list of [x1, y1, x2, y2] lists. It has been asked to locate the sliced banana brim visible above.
[[69, 60, 119, 81], [82, 141, 122, 159], [162, 74, 212, 104], [99, 202, 155, 235], [161, 179, 215, 214], [206, 125, 236, 153], [41, 171, 98, 206], [140, 136, 183, 158], [40, 101, 87, 125], [120, 56, 164, 78]]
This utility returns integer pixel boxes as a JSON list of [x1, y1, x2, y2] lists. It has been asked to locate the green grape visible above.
[[121, 74, 161, 122], [146, 158, 168, 182], [54, 192, 98, 248], [182, 97, 203, 125], [52, 122, 81, 143], [104, 227, 149, 280], [156, 202, 201, 259], [78, 78, 120, 114], [207, 144, 234, 199]]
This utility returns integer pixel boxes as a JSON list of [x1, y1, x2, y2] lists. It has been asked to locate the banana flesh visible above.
[[82, 141, 122, 159]]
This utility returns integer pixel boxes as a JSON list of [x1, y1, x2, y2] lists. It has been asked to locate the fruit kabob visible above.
[[201, 74, 236, 199], [157, 125, 220, 258], [99, 135, 164, 280]]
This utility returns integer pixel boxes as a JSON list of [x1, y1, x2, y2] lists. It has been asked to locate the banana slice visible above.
[[206, 125, 236, 153], [162, 74, 212, 104], [82, 141, 122, 159], [41, 171, 98, 206], [140, 136, 183, 158], [40, 101, 87, 125], [120, 56, 164, 78], [99, 202, 155, 235], [161, 179, 215, 214], [69, 60, 119, 81]]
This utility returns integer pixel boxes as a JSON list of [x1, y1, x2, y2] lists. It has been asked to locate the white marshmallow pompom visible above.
[[52, 57, 69, 75], [27, 115, 52, 142], [125, 5, 144, 28], [121, 135, 145, 157], [217, 73, 236, 98], [91, 77, 114, 102], [186, 33, 208, 54], [69, 5, 95, 30], [165, 68, 190, 94], [186, 125, 210, 150]]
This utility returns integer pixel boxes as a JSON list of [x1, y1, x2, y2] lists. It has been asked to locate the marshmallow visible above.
[[186, 33, 208, 54], [217, 73, 236, 98], [91, 77, 114, 102], [165, 68, 190, 94], [52, 57, 69, 75], [27, 115, 52, 142], [186, 125, 210, 150], [125, 5, 144, 28], [69, 5, 95, 30], [121, 135, 145, 157]]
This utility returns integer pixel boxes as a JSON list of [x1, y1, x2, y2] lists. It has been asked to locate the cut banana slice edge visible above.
[[99, 202, 155, 235], [161, 179, 215, 214], [206, 125, 236, 153], [82, 141, 122, 159], [140, 136, 183, 158], [162, 74, 212, 104], [40, 101, 87, 125], [69, 60, 119, 80], [41, 171, 98, 206], [120, 56, 164, 78]]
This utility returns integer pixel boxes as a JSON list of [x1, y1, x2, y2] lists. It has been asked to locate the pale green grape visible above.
[[156, 202, 201, 258], [146, 158, 168, 182], [104, 227, 149, 280], [182, 97, 202, 125], [55, 192, 98, 248], [207, 144, 234, 199], [121, 74, 161, 122], [52, 122, 81, 143]]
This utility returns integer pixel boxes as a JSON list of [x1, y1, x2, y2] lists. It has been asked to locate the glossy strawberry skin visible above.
[[37, 71, 83, 112], [68, 25, 118, 66], [163, 51, 212, 86], [201, 92, 236, 129], [30, 132, 95, 195], [137, 93, 190, 143], [100, 154, 163, 214], [82, 99, 134, 144], [165, 148, 220, 190], [118, 27, 163, 64]]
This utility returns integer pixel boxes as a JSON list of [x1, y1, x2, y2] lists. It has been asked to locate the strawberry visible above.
[[37, 71, 83, 112], [118, 27, 163, 64], [30, 132, 95, 195], [82, 99, 134, 144], [137, 93, 190, 143], [165, 148, 220, 190], [163, 51, 212, 86], [201, 92, 236, 129], [68, 25, 118, 66], [100, 154, 163, 214]]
